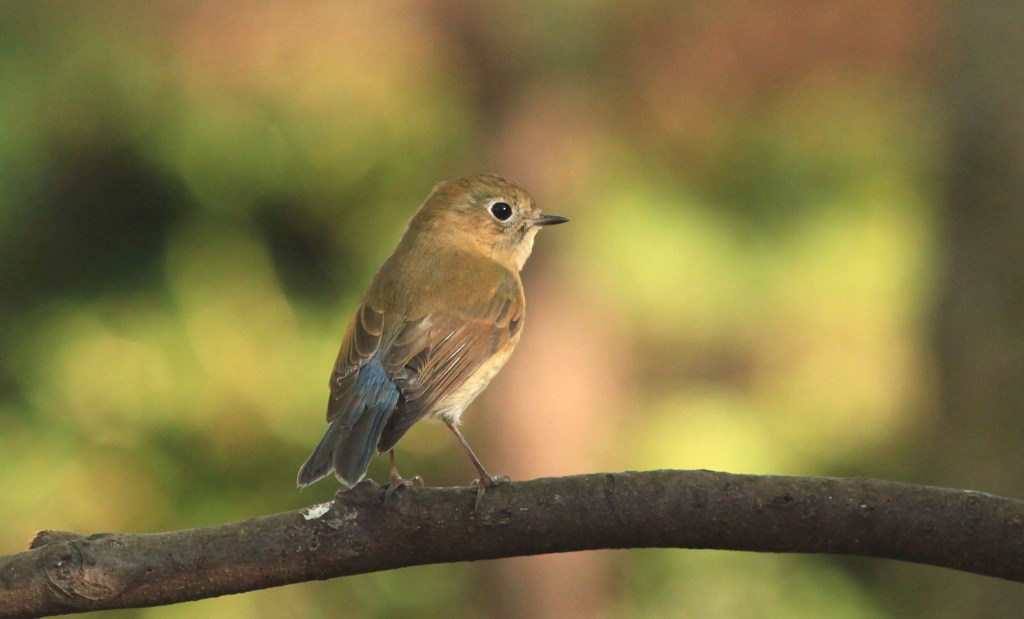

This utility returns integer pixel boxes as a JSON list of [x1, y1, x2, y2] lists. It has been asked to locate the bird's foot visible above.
[[471, 474, 511, 488], [471, 474, 511, 511], [383, 473, 423, 505]]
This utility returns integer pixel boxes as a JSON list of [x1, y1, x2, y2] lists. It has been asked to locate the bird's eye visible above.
[[489, 201, 513, 221]]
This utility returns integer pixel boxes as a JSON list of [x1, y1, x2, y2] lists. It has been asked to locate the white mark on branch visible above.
[[302, 502, 332, 520]]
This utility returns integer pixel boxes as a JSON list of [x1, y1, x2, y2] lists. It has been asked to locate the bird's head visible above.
[[408, 175, 568, 271]]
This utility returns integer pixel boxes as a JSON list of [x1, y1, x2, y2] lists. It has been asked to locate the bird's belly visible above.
[[432, 337, 518, 424]]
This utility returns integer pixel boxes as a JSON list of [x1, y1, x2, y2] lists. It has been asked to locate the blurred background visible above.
[[2, 1, 1022, 617]]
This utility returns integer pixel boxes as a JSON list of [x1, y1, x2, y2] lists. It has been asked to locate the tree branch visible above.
[[3, 470, 1024, 618]]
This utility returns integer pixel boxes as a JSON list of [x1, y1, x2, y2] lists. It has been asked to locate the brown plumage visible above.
[[297, 175, 567, 489]]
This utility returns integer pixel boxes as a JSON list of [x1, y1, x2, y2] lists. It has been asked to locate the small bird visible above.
[[297, 175, 568, 491]]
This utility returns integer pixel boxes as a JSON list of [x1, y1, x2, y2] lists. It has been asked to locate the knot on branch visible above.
[[35, 535, 131, 603]]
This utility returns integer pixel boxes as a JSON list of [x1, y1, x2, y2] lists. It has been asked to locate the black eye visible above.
[[490, 201, 513, 221]]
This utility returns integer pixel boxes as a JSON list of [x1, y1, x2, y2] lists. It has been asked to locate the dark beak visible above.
[[534, 214, 570, 226]]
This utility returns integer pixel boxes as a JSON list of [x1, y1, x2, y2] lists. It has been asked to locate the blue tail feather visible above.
[[296, 360, 399, 487]]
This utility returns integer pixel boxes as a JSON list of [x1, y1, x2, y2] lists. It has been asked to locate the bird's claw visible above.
[[471, 474, 510, 488], [471, 474, 510, 512], [383, 474, 423, 505]]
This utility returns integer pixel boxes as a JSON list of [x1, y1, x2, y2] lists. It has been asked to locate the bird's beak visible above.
[[533, 213, 570, 226]]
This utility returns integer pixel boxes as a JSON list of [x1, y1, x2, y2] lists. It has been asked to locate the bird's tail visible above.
[[296, 420, 345, 487], [296, 362, 399, 488]]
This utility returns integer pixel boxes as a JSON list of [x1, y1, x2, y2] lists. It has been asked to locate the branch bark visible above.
[[3, 470, 1023, 618]]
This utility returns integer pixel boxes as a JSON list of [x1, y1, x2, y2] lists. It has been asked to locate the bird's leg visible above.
[[384, 449, 422, 504], [444, 421, 509, 508]]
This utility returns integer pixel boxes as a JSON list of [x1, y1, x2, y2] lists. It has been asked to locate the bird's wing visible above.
[[376, 277, 524, 452], [326, 302, 388, 424]]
